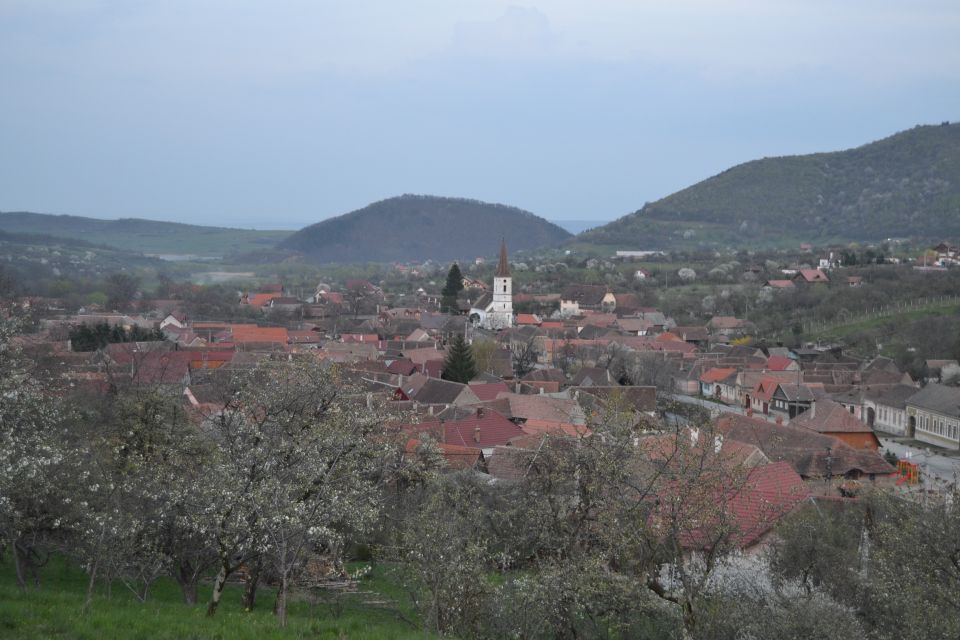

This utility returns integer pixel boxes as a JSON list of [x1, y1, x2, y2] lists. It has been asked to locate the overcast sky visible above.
[[2, 1, 959, 229]]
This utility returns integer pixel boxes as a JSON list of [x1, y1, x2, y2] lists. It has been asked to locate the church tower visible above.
[[489, 238, 513, 329]]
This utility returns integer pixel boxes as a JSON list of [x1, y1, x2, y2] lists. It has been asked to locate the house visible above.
[[394, 374, 482, 407], [670, 326, 709, 346], [400, 407, 525, 456], [770, 383, 816, 419], [740, 371, 798, 412], [862, 384, 919, 436], [634, 268, 651, 281], [765, 355, 799, 372], [846, 276, 863, 287], [762, 279, 796, 292], [570, 366, 615, 387], [559, 284, 615, 316], [792, 269, 830, 284], [700, 367, 738, 403], [789, 399, 881, 450], [404, 439, 483, 471], [717, 413, 895, 488], [906, 383, 960, 450], [707, 316, 755, 337]]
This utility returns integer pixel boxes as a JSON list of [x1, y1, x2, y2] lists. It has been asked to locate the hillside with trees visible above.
[[278, 195, 571, 263], [580, 122, 960, 248]]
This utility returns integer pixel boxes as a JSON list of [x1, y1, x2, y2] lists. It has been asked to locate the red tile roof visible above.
[[791, 399, 874, 433], [400, 409, 525, 449], [700, 367, 738, 384], [244, 293, 282, 307], [404, 438, 482, 470], [515, 313, 541, 326], [230, 326, 289, 344], [765, 355, 795, 371]]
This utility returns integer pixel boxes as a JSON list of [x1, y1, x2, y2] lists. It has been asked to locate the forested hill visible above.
[[279, 194, 572, 263], [580, 122, 960, 248]]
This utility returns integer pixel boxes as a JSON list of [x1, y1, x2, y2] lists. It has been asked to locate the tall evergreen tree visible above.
[[441, 263, 464, 313], [441, 333, 477, 384]]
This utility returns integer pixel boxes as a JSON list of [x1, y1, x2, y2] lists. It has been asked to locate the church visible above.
[[468, 240, 513, 331]]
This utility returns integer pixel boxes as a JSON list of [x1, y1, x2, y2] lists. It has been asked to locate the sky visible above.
[[1, 1, 959, 229]]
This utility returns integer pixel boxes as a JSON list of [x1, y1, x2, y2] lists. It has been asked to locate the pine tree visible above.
[[441, 333, 477, 384], [441, 263, 464, 313]]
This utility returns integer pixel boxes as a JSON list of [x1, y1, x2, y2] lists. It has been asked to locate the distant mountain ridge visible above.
[[279, 194, 571, 263], [579, 122, 960, 248], [0, 211, 291, 256]]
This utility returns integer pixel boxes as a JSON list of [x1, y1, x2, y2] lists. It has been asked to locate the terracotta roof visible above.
[[795, 269, 830, 283], [792, 399, 873, 433], [515, 314, 541, 326], [477, 392, 588, 425], [243, 292, 283, 307], [386, 359, 418, 376], [404, 438, 482, 470], [700, 367, 738, 384], [518, 419, 591, 438], [401, 408, 524, 449], [765, 279, 795, 288], [230, 326, 289, 344], [765, 355, 795, 371]]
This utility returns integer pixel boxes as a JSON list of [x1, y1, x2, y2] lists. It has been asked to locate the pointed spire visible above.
[[496, 237, 510, 277]]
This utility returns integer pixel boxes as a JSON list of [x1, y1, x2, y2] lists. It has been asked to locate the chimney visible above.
[[690, 427, 700, 447], [539, 387, 544, 394], [428, 405, 434, 416], [714, 434, 723, 454], [474, 426, 481, 443], [366, 392, 372, 410], [515, 383, 521, 393], [476, 407, 484, 418]]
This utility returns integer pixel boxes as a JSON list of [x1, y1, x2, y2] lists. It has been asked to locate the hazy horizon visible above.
[[2, 1, 958, 228]]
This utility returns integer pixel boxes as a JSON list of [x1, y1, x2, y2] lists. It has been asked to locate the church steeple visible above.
[[496, 238, 510, 277]]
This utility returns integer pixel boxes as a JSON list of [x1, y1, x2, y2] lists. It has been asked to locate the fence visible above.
[[799, 294, 960, 336]]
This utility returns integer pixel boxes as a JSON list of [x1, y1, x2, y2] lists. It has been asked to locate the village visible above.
[[13, 238, 960, 546]]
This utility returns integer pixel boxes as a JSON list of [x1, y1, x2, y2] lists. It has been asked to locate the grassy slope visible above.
[[0, 557, 432, 640], [578, 122, 960, 250], [0, 212, 291, 257]]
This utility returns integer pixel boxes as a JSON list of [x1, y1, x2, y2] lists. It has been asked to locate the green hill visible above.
[[278, 194, 572, 263], [579, 122, 960, 249], [0, 211, 291, 257]]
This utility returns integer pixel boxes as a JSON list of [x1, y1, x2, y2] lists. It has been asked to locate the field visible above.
[[0, 557, 432, 640]]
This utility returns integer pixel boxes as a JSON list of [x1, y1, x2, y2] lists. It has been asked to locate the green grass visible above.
[[812, 303, 960, 341], [0, 557, 433, 639]]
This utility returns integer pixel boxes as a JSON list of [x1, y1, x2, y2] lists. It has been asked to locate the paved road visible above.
[[878, 438, 960, 485]]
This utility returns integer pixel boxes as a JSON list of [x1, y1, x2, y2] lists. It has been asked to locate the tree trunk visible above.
[[242, 559, 261, 611], [83, 558, 99, 613], [11, 541, 26, 591], [274, 573, 288, 627], [176, 564, 198, 605], [206, 563, 229, 617]]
